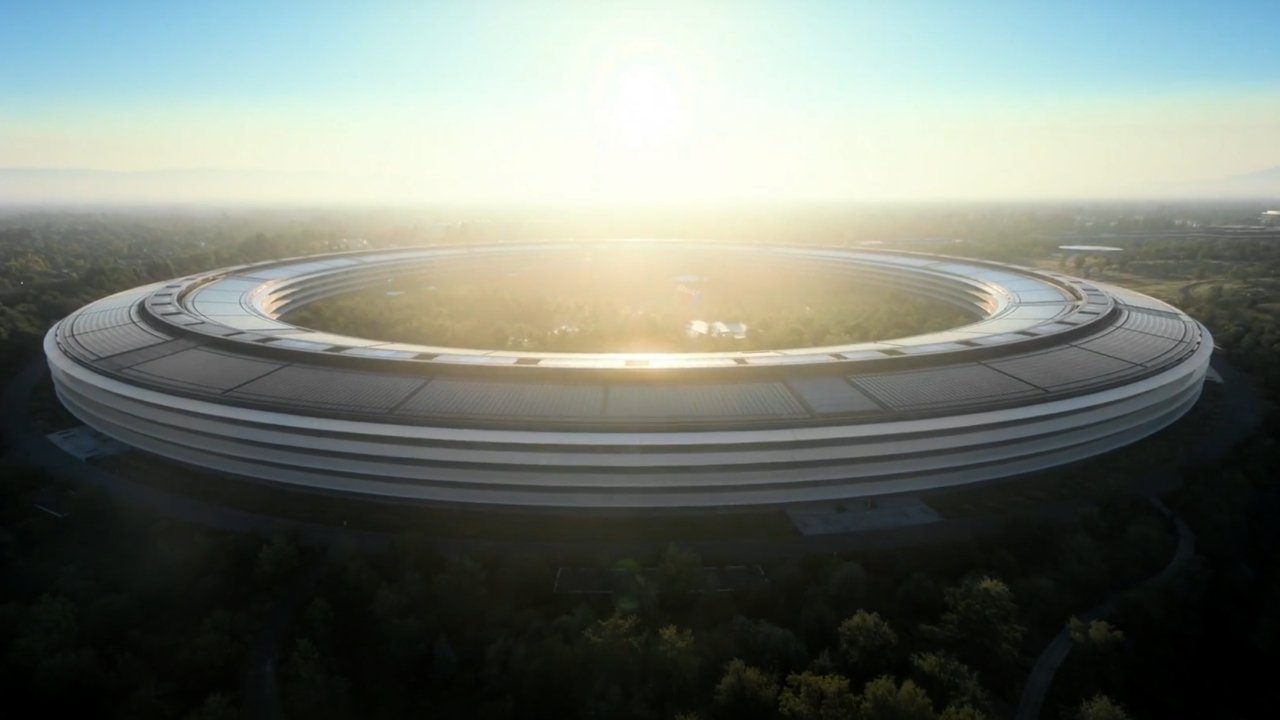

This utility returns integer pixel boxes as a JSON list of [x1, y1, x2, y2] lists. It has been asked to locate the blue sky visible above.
[[3, 1, 1278, 202]]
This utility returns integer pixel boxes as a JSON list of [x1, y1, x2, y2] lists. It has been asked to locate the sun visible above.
[[595, 48, 691, 147]]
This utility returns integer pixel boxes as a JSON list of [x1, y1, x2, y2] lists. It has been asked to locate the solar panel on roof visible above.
[[96, 339, 198, 372], [853, 364, 1041, 409], [187, 289, 245, 303], [787, 376, 882, 414], [199, 278, 263, 293], [1120, 310, 1189, 340], [987, 346, 1137, 390], [606, 383, 808, 419], [69, 322, 170, 359], [229, 365, 425, 411], [70, 304, 138, 335], [398, 380, 604, 418], [1022, 322, 1075, 335], [1075, 328, 1188, 367], [127, 348, 283, 391]]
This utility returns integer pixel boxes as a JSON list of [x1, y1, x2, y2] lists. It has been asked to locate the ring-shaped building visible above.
[[44, 241, 1213, 509]]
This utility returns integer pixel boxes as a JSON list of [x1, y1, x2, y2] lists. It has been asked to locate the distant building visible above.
[[858, 238, 963, 247], [1261, 211, 1280, 227], [687, 320, 748, 339], [1058, 245, 1123, 255]]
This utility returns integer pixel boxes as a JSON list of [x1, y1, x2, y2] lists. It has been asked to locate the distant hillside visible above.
[[1218, 165, 1280, 193], [1172, 165, 1280, 200]]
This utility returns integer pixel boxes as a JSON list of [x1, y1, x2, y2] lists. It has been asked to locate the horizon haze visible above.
[[4, 1, 1279, 205]]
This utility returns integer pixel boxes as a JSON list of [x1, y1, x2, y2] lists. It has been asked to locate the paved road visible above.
[[1014, 498, 1195, 720], [1013, 350, 1261, 720], [1179, 279, 1211, 305]]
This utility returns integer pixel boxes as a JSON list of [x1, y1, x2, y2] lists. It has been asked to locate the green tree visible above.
[[282, 638, 350, 720], [612, 558, 657, 615], [859, 676, 936, 720], [584, 612, 646, 686], [656, 625, 701, 699], [908, 652, 988, 711], [6, 594, 79, 668], [824, 559, 870, 608], [584, 612, 645, 653], [492, 553, 553, 601], [1068, 617, 1124, 648], [657, 543, 703, 598], [938, 704, 987, 720], [431, 556, 489, 628], [1073, 694, 1132, 720], [778, 672, 857, 720], [923, 576, 1025, 677], [298, 597, 335, 648], [176, 610, 240, 691], [714, 659, 779, 720], [733, 616, 809, 671], [837, 609, 898, 675]]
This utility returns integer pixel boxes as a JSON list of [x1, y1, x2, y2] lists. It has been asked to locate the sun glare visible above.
[[607, 63, 685, 143], [595, 47, 691, 147]]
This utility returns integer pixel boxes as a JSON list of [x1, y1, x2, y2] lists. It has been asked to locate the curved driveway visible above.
[[1014, 349, 1263, 720], [1014, 499, 1195, 720]]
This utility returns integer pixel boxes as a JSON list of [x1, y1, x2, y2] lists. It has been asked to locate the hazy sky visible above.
[[3, 1, 1279, 203]]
